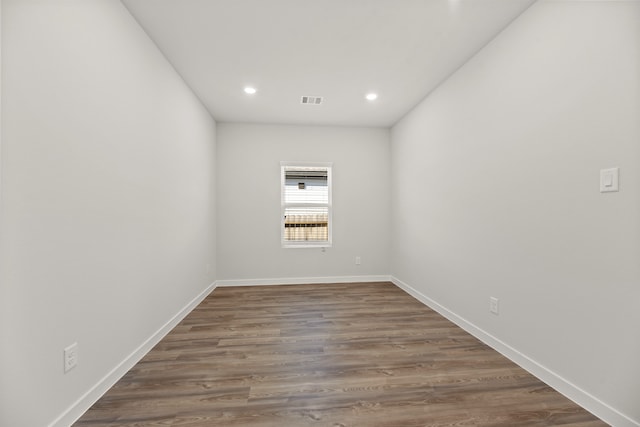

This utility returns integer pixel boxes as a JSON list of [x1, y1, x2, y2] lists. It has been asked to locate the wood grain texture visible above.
[[74, 282, 608, 426]]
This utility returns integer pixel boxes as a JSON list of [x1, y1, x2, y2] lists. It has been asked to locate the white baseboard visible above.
[[216, 275, 392, 287], [49, 282, 218, 427], [390, 276, 639, 427]]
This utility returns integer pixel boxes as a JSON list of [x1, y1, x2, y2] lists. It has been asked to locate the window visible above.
[[281, 162, 332, 247]]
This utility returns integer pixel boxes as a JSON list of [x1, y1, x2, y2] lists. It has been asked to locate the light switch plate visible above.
[[600, 168, 619, 193]]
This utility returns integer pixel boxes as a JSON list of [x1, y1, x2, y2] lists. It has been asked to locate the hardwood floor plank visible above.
[[74, 282, 607, 426]]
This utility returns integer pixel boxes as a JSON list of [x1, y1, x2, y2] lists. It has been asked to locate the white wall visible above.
[[217, 123, 390, 284], [0, 1, 217, 426], [390, 1, 640, 425]]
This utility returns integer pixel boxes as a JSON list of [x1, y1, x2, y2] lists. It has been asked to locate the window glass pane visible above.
[[284, 170, 328, 204], [281, 164, 331, 246], [284, 206, 328, 241]]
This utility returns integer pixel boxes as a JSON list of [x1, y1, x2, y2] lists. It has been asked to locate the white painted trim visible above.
[[49, 282, 218, 427], [216, 275, 391, 287], [390, 276, 640, 427]]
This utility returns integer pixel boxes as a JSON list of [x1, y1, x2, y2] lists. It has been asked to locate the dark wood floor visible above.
[[74, 282, 607, 426]]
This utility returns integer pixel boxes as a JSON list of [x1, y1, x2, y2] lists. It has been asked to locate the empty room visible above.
[[1, 0, 638, 426]]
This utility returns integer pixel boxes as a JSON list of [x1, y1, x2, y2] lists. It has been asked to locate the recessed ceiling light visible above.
[[244, 87, 257, 95], [365, 93, 378, 101]]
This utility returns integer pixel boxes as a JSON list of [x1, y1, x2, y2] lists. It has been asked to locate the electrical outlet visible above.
[[64, 342, 78, 373], [489, 297, 499, 315], [355, 256, 361, 265]]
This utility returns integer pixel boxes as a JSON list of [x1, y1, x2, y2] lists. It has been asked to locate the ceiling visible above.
[[121, 0, 536, 128]]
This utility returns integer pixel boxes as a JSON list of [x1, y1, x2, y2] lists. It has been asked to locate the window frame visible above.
[[280, 161, 333, 248]]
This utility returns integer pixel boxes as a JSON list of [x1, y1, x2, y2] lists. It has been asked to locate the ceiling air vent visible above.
[[301, 96, 323, 105]]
